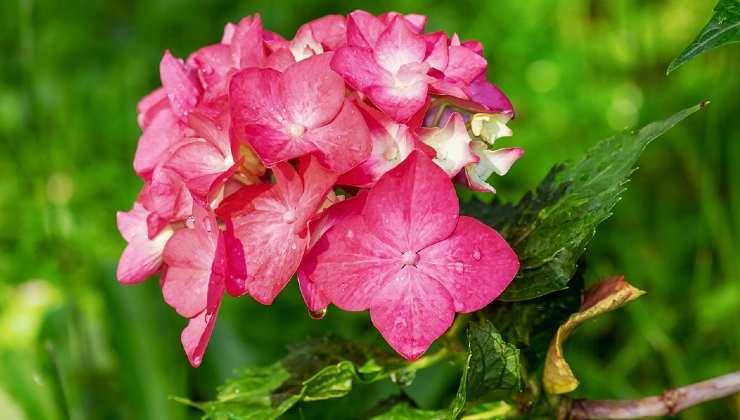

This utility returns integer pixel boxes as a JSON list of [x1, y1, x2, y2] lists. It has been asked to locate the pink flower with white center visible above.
[[338, 101, 424, 187], [229, 53, 371, 172], [301, 151, 519, 360], [219, 156, 337, 304], [331, 13, 432, 122], [162, 204, 226, 367], [420, 112, 478, 177], [116, 202, 173, 284]]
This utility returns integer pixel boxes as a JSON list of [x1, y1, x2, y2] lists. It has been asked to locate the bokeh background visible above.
[[1, 0, 738, 418]]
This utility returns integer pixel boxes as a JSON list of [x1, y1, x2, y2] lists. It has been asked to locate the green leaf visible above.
[[371, 402, 447, 420], [479, 103, 705, 301], [667, 0, 740, 74], [178, 336, 408, 419], [451, 320, 522, 419]]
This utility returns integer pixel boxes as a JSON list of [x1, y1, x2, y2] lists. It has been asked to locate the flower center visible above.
[[282, 209, 297, 224], [288, 123, 306, 139], [400, 250, 418, 267]]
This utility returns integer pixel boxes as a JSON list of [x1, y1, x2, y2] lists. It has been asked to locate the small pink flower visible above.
[[420, 112, 478, 177], [116, 202, 173, 284], [162, 204, 226, 367], [338, 101, 425, 187], [332, 13, 432, 122], [302, 151, 519, 359], [230, 53, 371, 172], [219, 156, 337, 304]]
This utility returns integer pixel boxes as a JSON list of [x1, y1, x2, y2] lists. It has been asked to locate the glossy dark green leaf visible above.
[[450, 320, 522, 418], [477, 103, 705, 301], [667, 0, 740, 74]]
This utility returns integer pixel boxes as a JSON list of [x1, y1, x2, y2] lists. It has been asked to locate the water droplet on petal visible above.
[[192, 356, 202, 366], [309, 307, 327, 320], [472, 250, 481, 261], [185, 215, 196, 229], [454, 262, 464, 273], [346, 230, 354, 239], [290, 243, 297, 250]]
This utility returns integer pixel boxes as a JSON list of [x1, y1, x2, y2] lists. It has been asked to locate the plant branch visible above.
[[564, 370, 740, 419]]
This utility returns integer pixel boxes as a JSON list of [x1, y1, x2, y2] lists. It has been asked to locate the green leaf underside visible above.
[[450, 320, 522, 419], [465, 103, 705, 301], [667, 0, 740, 74], [177, 336, 406, 419]]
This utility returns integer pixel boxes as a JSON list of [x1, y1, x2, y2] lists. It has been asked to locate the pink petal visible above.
[[230, 15, 266, 69], [116, 203, 173, 284], [166, 139, 234, 198], [487, 147, 524, 175], [265, 47, 295, 71], [280, 53, 344, 129], [330, 46, 389, 92], [302, 214, 399, 311], [160, 50, 203, 119], [140, 166, 193, 223], [338, 103, 417, 187], [136, 88, 168, 130], [463, 143, 523, 192], [230, 191, 309, 304], [133, 108, 184, 178], [189, 44, 234, 100], [161, 205, 219, 318], [379, 12, 427, 33], [366, 76, 428, 122], [294, 156, 339, 225], [369, 267, 455, 360], [304, 99, 371, 172], [417, 216, 519, 312], [362, 151, 459, 252], [346, 10, 386, 48], [223, 224, 248, 297], [423, 32, 450, 72], [308, 15, 347, 50], [229, 67, 317, 166], [373, 17, 427, 74], [420, 112, 478, 177], [181, 306, 219, 368], [468, 74, 515, 115], [297, 266, 330, 313], [445, 45, 487, 83]]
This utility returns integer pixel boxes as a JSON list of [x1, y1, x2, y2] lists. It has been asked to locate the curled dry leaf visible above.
[[543, 276, 646, 395]]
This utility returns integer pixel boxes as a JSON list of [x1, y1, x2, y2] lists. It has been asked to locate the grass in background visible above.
[[0, 0, 738, 418]]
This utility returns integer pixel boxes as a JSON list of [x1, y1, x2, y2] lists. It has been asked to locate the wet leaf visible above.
[[542, 276, 645, 394], [451, 320, 522, 418], [667, 0, 740, 74], [467, 103, 706, 301], [177, 336, 410, 419], [370, 402, 447, 420]]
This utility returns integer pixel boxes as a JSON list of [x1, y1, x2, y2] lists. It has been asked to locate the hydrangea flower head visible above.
[[116, 10, 523, 365]]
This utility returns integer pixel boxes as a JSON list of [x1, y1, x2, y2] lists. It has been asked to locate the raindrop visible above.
[[185, 215, 196, 229], [390, 370, 416, 386], [346, 230, 354, 239], [192, 356, 202, 366], [472, 250, 481, 261], [454, 262, 464, 273], [309, 307, 327, 320], [290, 243, 298, 250]]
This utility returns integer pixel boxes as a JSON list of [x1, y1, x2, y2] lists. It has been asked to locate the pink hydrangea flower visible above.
[[301, 152, 519, 359], [218, 156, 337, 304], [230, 53, 371, 172], [117, 10, 523, 366]]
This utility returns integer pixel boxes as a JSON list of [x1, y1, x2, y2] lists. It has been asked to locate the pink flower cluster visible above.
[[117, 11, 522, 366]]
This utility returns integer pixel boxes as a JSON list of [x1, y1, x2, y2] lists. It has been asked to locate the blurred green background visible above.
[[1, 0, 738, 418]]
